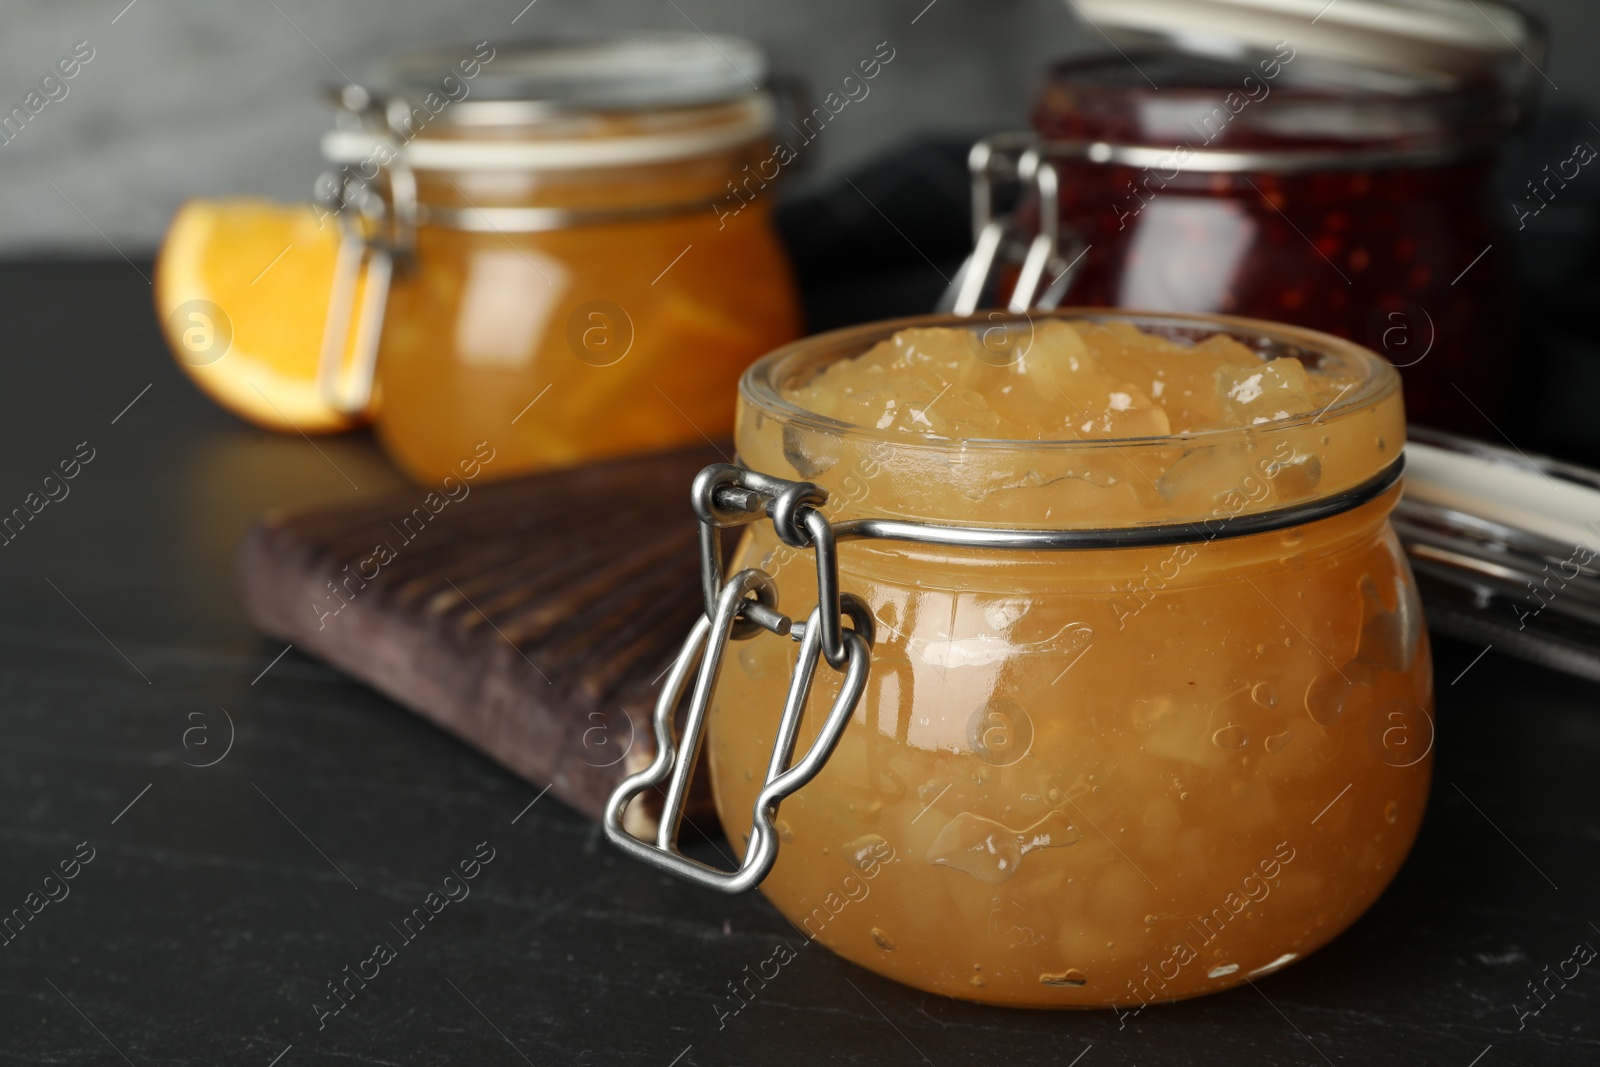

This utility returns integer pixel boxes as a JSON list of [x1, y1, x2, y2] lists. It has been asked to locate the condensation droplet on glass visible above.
[[1305, 671, 1354, 727], [871, 927, 896, 951], [739, 644, 775, 678], [926, 810, 1081, 884], [1251, 682, 1279, 708], [1212, 724, 1248, 750], [776, 819, 795, 843], [1040, 968, 1087, 987], [1384, 800, 1399, 824], [844, 833, 888, 871], [1264, 731, 1292, 754]]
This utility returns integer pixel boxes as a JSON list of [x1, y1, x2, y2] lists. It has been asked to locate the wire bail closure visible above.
[[938, 134, 1086, 318], [312, 137, 413, 416], [602, 464, 875, 893]]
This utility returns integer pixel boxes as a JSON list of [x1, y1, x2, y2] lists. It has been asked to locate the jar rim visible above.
[[740, 308, 1399, 456]]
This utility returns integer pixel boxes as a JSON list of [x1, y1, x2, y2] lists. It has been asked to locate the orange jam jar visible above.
[[607, 309, 1434, 1009], [319, 35, 800, 482]]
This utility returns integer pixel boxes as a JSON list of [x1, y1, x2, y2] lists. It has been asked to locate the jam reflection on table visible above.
[[1032, 51, 1519, 431]]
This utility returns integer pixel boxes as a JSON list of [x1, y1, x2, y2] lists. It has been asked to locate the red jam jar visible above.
[[1026, 42, 1529, 431]]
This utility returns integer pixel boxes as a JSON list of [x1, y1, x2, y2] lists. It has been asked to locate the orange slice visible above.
[[154, 198, 378, 433]]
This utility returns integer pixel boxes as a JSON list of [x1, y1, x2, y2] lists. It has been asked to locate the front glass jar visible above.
[[322, 36, 801, 482], [705, 309, 1432, 1007]]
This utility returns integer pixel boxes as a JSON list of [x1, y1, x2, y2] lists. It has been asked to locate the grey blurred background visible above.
[[2, 0, 1598, 256]]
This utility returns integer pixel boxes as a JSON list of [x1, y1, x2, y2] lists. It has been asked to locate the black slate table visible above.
[[2, 259, 1597, 1067]]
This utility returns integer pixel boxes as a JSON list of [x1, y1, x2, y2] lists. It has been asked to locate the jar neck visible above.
[[744, 487, 1402, 597], [736, 312, 1405, 533], [413, 142, 770, 217], [324, 95, 777, 229]]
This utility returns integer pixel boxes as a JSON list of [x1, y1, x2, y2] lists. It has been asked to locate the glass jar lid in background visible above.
[[1067, 0, 1542, 87], [945, 0, 1544, 438], [322, 33, 775, 179], [361, 32, 768, 115], [1041, 0, 1544, 159], [305, 33, 784, 424]]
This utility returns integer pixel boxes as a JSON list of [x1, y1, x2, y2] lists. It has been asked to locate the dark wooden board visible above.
[[236, 444, 727, 832]]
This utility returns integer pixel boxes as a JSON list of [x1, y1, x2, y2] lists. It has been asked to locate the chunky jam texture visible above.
[[788, 321, 1358, 440], [708, 321, 1431, 1008]]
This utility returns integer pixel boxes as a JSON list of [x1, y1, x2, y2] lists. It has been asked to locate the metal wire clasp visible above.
[[312, 94, 423, 416], [602, 464, 876, 893], [938, 134, 1087, 317]]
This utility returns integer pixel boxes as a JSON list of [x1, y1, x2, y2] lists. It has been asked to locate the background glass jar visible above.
[[318, 36, 801, 482], [706, 310, 1433, 1007], [950, 20, 1538, 433]]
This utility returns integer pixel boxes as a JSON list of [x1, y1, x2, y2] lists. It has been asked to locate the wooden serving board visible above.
[[237, 445, 726, 834]]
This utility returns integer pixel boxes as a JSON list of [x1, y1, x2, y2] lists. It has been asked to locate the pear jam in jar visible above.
[[707, 311, 1432, 1007]]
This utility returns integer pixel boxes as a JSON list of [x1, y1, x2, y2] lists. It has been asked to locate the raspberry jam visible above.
[[1032, 50, 1519, 431]]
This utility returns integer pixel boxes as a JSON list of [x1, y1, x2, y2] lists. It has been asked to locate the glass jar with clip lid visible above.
[[315, 33, 802, 482], [941, 0, 1544, 432], [606, 307, 1433, 1007]]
